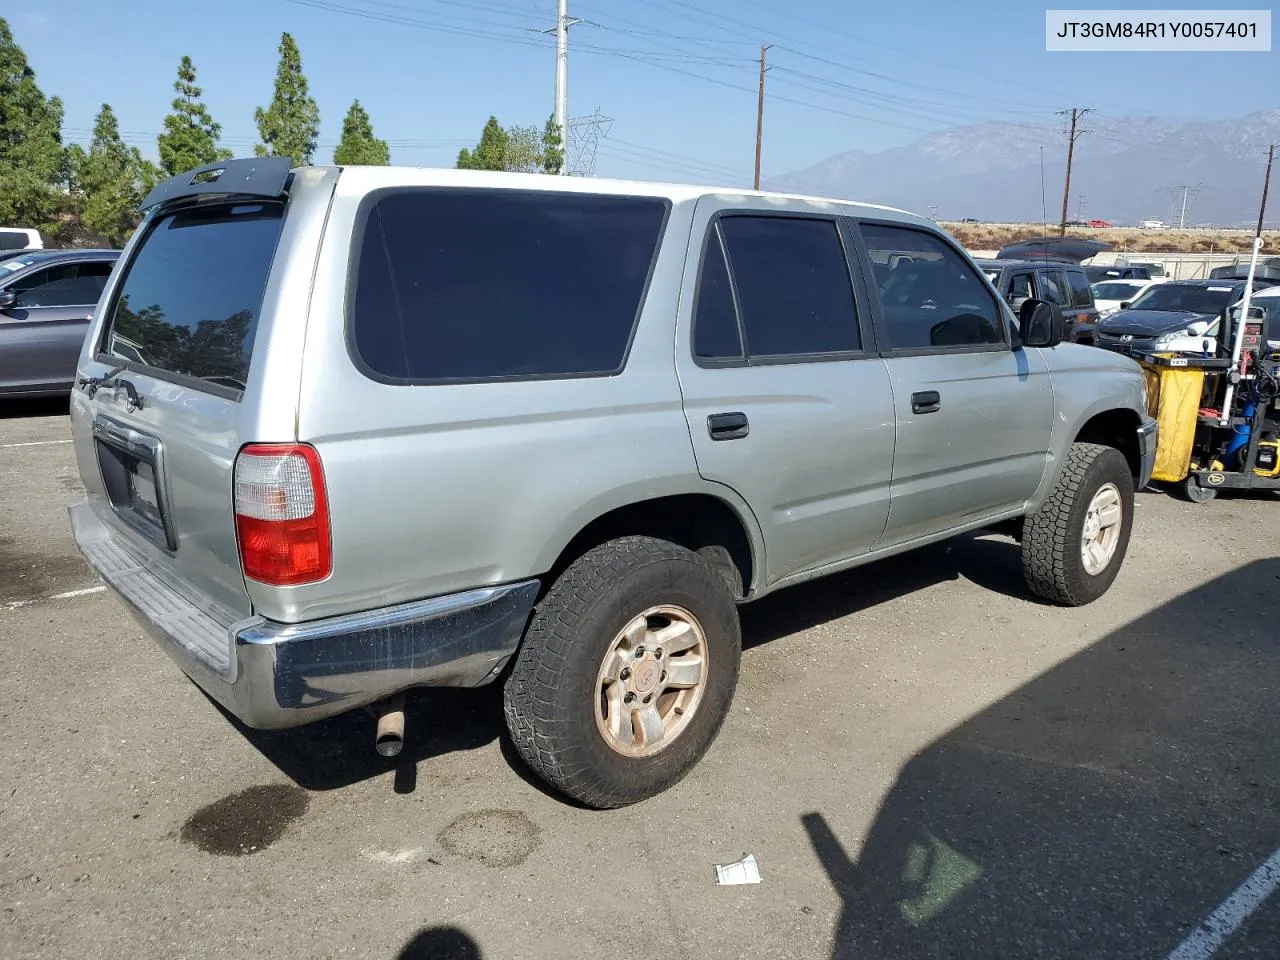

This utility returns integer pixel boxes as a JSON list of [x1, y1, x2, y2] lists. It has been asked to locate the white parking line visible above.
[[2, 585, 106, 611], [1165, 846, 1280, 960], [0, 439, 73, 449]]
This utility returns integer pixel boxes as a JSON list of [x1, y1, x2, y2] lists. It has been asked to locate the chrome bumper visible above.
[[1136, 416, 1159, 490], [69, 502, 539, 729]]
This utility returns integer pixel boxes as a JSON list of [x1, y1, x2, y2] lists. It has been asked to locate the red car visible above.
[[1087, 219, 1112, 228]]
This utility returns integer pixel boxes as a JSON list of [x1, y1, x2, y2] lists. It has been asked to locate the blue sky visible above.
[[9, 0, 1277, 184]]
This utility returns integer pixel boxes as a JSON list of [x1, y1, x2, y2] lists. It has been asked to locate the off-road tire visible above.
[[1022, 442, 1134, 606], [503, 536, 741, 808]]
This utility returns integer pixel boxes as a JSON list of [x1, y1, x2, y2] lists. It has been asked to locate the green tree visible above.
[[76, 104, 157, 246], [333, 100, 390, 165], [541, 114, 564, 175], [456, 116, 563, 174], [457, 116, 508, 171], [0, 18, 67, 230], [157, 56, 232, 177], [253, 32, 319, 166]]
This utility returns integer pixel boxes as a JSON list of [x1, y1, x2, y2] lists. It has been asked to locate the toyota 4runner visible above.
[[68, 159, 1157, 808]]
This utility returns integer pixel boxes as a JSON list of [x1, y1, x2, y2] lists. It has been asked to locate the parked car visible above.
[[1095, 278, 1278, 356], [976, 258, 1102, 344], [1085, 264, 1152, 283], [0, 227, 44, 250], [67, 158, 1155, 808], [1138, 220, 1167, 230], [0, 249, 119, 398], [1091, 277, 1167, 317], [1087, 219, 1111, 228]]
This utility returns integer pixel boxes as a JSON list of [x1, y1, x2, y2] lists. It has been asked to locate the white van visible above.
[[0, 228, 44, 251]]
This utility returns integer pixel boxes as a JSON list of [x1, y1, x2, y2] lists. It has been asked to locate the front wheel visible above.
[[1022, 443, 1135, 606], [503, 536, 741, 808]]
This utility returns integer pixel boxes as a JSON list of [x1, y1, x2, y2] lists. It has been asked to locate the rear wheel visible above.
[[1022, 443, 1134, 606], [503, 536, 741, 808]]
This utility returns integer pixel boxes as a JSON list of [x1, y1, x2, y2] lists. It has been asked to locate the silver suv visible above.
[[68, 159, 1157, 808]]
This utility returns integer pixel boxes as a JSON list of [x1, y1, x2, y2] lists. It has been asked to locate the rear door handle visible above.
[[911, 390, 941, 415], [707, 412, 749, 441]]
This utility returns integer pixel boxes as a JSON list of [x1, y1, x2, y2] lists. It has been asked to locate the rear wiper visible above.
[[77, 365, 144, 410], [77, 364, 126, 395]]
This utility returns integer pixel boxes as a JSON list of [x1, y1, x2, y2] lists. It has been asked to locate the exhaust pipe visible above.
[[375, 694, 405, 758]]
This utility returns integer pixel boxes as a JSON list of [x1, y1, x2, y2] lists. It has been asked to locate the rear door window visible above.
[[349, 189, 668, 381], [102, 203, 284, 394], [715, 215, 860, 358], [1065, 270, 1094, 307], [1036, 269, 1069, 305], [12, 261, 113, 307]]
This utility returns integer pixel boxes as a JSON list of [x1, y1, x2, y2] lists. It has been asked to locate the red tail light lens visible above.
[[233, 443, 331, 586]]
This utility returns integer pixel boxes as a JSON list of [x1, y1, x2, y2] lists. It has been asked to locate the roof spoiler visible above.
[[140, 157, 294, 212], [995, 236, 1113, 264]]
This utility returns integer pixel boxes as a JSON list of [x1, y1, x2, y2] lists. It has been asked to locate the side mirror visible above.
[[1019, 298, 1064, 348], [1118, 301, 1131, 310], [0, 290, 14, 310]]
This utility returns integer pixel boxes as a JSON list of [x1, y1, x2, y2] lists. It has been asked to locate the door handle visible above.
[[707, 412, 749, 441], [911, 390, 941, 415]]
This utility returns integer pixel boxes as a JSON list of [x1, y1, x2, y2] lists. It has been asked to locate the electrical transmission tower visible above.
[[566, 109, 612, 177], [1161, 184, 1206, 228]]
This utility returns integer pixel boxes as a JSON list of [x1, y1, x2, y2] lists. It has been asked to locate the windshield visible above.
[[1093, 281, 1146, 301], [1127, 284, 1235, 315]]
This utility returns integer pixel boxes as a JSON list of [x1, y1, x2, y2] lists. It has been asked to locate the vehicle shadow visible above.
[[0, 396, 70, 419], [742, 531, 1031, 649], [394, 925, 483, 959], [237, 530, 1037, 794], [229, 685, 506, 793], [803, 558, 1280, 959]]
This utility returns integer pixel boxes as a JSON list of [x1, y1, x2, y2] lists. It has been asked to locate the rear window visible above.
[[349, 189, 668, 382], [102, 203, 284, 394]]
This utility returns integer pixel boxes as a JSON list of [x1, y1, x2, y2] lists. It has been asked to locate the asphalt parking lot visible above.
[[2, 399, 1278, 960]]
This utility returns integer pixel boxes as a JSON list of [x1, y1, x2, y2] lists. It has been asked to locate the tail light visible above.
[[233, 443, 331, 586]]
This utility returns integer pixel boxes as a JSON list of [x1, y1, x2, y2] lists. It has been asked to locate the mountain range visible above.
[[767, 109, 1279, 227]]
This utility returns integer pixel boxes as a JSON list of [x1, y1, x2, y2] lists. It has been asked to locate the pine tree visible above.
[[456, 117, 509, 171], [541, 115, 565, 175], [157, 56, 232, 177], [77, 104, 157, 246], [253, 33, 319, 166], [0, 18, 67, 229], [333, 100, 390, 166]]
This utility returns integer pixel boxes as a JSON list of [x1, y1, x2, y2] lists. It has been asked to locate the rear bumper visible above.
[[69, 502, 539, 729], [1137, 416, 1159, 490]]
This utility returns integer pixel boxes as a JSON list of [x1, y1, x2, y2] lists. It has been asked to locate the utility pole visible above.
[[1056, 107, 1092, 236], [542, 0, 581, 176], [1257, 143, 1275, 237], [1076, 193, 1086, 222], [753, 44, 772, 191]]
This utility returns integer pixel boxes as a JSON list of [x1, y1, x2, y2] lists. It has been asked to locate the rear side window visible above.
[[1065, 269, 1094, 307], [103, 203, 284, 393], [714, 215, 860, 358], [350, 189, 668, 381]]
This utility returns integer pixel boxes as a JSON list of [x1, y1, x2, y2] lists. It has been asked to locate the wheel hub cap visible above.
[[594, 605, 709, 759], [1080, 482, 1123, 576]]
